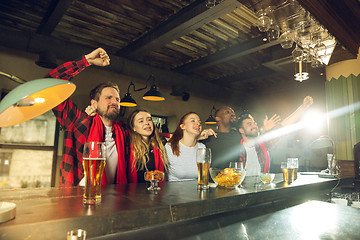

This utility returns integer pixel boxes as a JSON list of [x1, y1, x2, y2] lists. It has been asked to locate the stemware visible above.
[[267, 23, 280, 41], [67, 229, 87, 240], [256, 9, 271, 32], [311, 58, 322, 68], [292, 44, 303, 62], [205, 0, 220, 8], [279, 30, 294, 49], [144, 170, 164, 191], [311, 51, 322, 68], [302, 47, 313, 63], [314, 42, 327, 57]]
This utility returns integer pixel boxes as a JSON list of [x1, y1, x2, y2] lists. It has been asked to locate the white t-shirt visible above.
[[166, 142, 206, 181], [104, 125, 118, 184], [244, 145, 261, 176], [78, 126, 118, 186]]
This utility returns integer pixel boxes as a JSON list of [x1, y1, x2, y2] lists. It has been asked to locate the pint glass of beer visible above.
[[82, 142, 106, 205], [281, 162, 289, 183], [288, 158, 298, 181], [196, 148, 211, 190]]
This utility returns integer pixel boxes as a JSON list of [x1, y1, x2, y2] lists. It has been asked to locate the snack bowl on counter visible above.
[[210, 168, 246, 189], [259, 172, 275, 184]]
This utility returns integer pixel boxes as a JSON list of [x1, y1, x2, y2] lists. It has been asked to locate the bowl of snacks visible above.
[[259, 173, 275, 184], [210, 168, 246, 188], [144, 170, 165, 191]]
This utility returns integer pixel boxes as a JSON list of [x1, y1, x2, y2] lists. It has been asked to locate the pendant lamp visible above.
[[0, 78, 76, 127], [205, 106, 217, 125], [120, 74, 165, 107]]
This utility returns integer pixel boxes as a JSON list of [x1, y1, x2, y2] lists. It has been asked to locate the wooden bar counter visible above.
[[0, 174, 339, 239]]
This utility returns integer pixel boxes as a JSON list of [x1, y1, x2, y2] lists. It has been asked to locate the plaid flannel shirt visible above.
[[45, 56, 129, 186], [239, 125, 281, 173]]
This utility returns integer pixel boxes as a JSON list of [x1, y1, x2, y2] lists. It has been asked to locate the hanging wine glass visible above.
[[256, 9, 271, 32], [292, 44, 303, 62], [267, 23, 280, 41], [314, 42, 327, 57], [296, 20, 312, 46], [311, 32, 321, 43], [296, 21, 309, 37], [311, 58, 322, 68], [299, 34, 311, 47], [318, 27, 330, 41], [206, 0, 220, 8], [279, 30, 294, 49], [302, 47, 313, 63]]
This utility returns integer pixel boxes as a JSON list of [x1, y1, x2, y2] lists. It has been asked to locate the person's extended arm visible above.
[[262, 114, 281, 133], [281, 96, 313, 127], [45, 47, 109, 80], [46, 48, 110, 127]]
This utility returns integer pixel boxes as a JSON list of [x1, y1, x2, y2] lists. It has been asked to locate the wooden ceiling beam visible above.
[[117, 0, 243, 59], [37, 0, 74, 35], [211, 65, 276, 84], [208, 46, 295, 84], [0, 28, 238, 101], [298, 0, 360, 56], [174, 36, 281, 73]]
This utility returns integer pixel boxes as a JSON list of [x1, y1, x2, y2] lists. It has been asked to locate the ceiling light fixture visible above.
[[0, 74, 76, 127], [294, 61, 309, 82], [143, 84, 165, 101], [120, 74, 165, 107], [205, 106, 217, 125]]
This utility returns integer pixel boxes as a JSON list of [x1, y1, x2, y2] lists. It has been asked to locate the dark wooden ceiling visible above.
[[0, 0, 359, 101]]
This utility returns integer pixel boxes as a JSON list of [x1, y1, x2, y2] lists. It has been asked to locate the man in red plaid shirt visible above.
[[46, 48, 129, 186], [238, 96, 313, 176]]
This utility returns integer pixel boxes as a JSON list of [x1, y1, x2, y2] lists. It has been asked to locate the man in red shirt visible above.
[[238, 96, 313, 176], [46, 48, 129, 186]]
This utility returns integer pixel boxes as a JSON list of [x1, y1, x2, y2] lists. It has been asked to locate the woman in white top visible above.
[[166, 112, 216, 181]]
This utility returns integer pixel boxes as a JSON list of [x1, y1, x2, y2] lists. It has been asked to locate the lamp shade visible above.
[[143, 84, 165, 101], [311, 136, 334, 149], [120, 92, 137, 107], [205, 106, 217, 125], [205, 115, 217, 125], [0, 78, 76, 127]]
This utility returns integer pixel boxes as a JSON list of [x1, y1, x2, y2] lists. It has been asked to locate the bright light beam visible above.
[[302, 110, 326, 132], [256, 102, 360, 143]]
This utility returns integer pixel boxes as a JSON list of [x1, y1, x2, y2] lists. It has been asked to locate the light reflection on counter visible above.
[[290, 200, 338, 239]]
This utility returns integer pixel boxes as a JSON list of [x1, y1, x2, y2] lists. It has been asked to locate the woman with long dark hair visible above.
[[127, 109, 168, 183], [166, 112, 216, 181]]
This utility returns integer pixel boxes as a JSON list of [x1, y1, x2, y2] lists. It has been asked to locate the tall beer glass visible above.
[[288, 158, 298, 180], [281, 162, 289, 183], [82, 142, 106, 205], [196, 148, 211, 190]]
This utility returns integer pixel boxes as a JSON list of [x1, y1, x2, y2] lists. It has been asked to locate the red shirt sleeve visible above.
[[45, 56, 90, 128]]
